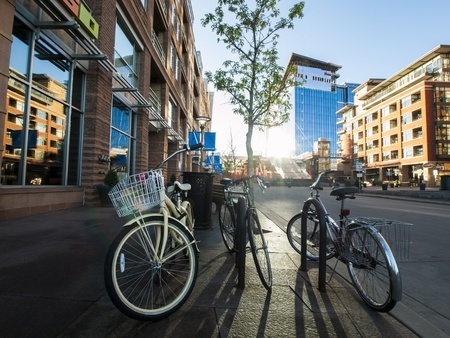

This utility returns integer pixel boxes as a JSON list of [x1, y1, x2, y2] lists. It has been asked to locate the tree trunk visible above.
[[246, 123, 255, 204]]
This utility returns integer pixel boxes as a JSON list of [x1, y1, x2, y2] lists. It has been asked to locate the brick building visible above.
[[0, 0, 212, 219], [337, 45, 450, 187]]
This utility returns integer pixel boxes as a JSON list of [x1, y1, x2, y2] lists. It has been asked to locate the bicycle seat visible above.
[[330, 187, 359, 197], [167, 181, 191, 193], [220, 178, 232, 185]]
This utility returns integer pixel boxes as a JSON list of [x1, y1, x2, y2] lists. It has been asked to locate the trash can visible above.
[[382, 183, 388, 191], [183, 172, 214, 228], [440, 175, 450, 190], [420, 183, 426, 190]]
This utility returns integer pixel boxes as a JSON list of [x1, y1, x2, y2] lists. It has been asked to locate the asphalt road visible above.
[[254, 185, 450, 336]]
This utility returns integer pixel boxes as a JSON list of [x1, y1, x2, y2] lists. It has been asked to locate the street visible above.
[[255, 185, 450, 335]]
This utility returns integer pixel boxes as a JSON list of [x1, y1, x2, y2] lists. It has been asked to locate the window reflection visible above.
[[110, 98, 132, 175], [2, 18, 83, 186], [9, 21, 30, 77], [114, 19, 139, 87], [34, 39, 70, 88]]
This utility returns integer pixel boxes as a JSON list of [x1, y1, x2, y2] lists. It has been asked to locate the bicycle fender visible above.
[[122, 213, 159, 227], [123, 213, 199, 253]]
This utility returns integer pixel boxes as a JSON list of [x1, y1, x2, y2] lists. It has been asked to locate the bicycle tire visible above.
[[247, 208, 272, 290], [286, 205, 334, 261], [346, 223, 401, 312], [218, 201, 236, 253], [104, 215, 198, 321]]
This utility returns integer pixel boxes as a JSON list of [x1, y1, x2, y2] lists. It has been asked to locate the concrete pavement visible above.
[[0, 201, 425, 338]]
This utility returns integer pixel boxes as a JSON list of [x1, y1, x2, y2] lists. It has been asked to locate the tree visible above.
[[223, 128, 239, 178], [202, 0, 304, 194]]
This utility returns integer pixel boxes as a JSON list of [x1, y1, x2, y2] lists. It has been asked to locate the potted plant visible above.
[[97, 170, 119, 206]]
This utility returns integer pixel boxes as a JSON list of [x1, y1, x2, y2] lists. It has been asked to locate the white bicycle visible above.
[[104, 143, 202, 321]]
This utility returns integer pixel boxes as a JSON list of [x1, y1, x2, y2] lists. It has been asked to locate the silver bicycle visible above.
[[287, 171, 410, 312]]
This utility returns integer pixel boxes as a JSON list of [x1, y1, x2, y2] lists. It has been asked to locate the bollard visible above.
[[301, 198, 327, 292], [235, 196, 246, 289]]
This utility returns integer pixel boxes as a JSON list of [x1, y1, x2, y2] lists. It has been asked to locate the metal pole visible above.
[[302, 199, 327, 291], [300, 209, 307, 271], [200, 125, 204, 171], [318, 207, 327, 292], [236, 196, 246, 289]]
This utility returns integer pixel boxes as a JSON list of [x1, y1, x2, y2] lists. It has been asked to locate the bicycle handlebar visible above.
[[187, 143, 203, 151], [226, 175, 266, 192], [310, 170, 334, 190], [154, 142, 203, 169]]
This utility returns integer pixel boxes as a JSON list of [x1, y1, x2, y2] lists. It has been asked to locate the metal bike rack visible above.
[[300, 199, 327, 292], [235, 196, 247, 289]]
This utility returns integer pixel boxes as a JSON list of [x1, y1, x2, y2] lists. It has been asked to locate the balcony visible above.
[[337, 127, 346, 135], [152, 31, 166, 64]]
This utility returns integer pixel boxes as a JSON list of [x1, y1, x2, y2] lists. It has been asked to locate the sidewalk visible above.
[[0, 206, 418, 337], [359, 185, 450, 203]]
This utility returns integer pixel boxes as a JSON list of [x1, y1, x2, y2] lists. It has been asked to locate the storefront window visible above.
[[2, 19, 84, 186], [110, 97, 134, 176]]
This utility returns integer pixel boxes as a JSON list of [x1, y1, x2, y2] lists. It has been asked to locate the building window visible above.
[[110, 97, 134, 176], [168, 99, 177, 129], [170, 42, 179, 80], [402, 130, 413, 142], [401, 96, 412, 109], [402, 112, 412, 125], [3, 19, 84, 186], [381, 106, 390, 117], [403, 147, 413, 158], [114, 18, 140, 87], [413, 145, 423, 157], [437, 142, 450, 155]]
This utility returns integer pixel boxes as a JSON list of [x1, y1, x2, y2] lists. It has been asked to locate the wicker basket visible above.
[[351, 217, 412, 262], [108, 169, 165, 217]]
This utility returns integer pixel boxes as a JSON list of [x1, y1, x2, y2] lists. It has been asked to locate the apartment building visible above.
[[0, 0, 212, 219], [337, 45, 450, 187]]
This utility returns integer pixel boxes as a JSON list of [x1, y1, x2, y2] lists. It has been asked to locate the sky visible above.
[[191, 0, 450, 158]]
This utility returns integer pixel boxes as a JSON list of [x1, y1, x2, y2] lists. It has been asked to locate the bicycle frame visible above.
[[119, 143, 203, 259], [309, 189, 337, 241], [223, 175, 265, 209], [306, 172, 364, 261]]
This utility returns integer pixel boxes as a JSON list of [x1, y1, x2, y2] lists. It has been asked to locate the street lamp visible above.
[[195, 115, 211, 171]]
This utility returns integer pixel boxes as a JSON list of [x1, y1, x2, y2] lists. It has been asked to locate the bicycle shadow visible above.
[[291, 258, 414, 337]]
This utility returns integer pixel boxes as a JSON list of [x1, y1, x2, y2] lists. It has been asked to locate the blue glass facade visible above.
[[294, 82, 359, 156]]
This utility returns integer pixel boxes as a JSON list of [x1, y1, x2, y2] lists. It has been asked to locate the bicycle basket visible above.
[[108, 169, 165, 217], [351, 217, 412, 262]]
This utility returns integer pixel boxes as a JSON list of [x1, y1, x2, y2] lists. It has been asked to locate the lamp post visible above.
[[195, 116, 211, 171]]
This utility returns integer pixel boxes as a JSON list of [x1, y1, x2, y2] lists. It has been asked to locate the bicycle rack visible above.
[[235, 196, 246, 289], [300, 199, 327, 292]]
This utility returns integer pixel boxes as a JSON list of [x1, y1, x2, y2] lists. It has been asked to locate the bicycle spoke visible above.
[[347, 225, 399, 312], [105, 218, 198, 321], [248, 210, 272, 290]]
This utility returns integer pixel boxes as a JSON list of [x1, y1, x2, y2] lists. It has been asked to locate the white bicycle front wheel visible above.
[[104, 215, 198, 321]]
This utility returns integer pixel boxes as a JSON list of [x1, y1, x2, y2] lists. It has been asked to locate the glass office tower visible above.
[[289, 53, 359, 156]]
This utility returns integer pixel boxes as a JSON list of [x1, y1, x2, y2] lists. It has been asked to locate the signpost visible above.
[[356, 161, 363, 192]]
